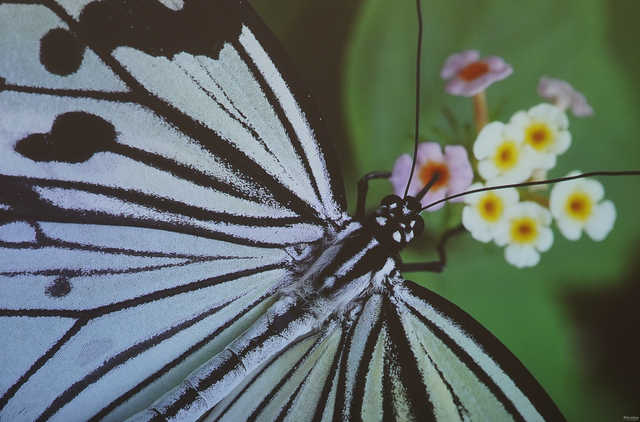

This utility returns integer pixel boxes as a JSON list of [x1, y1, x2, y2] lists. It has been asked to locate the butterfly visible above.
[[0, 0, 567, 420]]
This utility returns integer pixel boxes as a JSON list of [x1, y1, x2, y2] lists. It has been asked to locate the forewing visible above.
[[0, 0, 347, 246], [0, 0, 346, 420]]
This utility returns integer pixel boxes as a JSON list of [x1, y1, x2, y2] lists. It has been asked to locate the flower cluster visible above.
[[390, 50, 615, 268]]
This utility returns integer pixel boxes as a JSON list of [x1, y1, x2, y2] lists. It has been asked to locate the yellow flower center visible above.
[[458, 61, 490, 82], [565, 191, 593, 221], [477, 193, 504, 222], [419, 161, 450, 192], [510, 217, 538, 244], [525, 123, 554, 151], [493, 141, 519, 171]]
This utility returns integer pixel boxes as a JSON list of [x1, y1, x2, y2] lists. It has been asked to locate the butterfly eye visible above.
[[380, 194, 403, 209]]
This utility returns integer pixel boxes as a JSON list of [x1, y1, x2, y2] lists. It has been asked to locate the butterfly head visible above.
[[369, 194, 424, 249]]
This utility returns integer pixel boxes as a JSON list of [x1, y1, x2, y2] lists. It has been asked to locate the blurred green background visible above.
[[252, 0, 640, 420]]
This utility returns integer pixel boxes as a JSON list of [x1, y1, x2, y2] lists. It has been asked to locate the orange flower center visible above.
[[458, 61, 489, 82], [510, 217, 538, 244], [419, 161, 450, 192], [525, 123, 553, 151], [565, 191, 593, 221], [493, 141, 519, 171], [477, 193, 503, 222]]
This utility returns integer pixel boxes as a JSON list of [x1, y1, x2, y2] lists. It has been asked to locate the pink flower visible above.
[[537, 76, 593, 117], [390, 142, 473, 211], [441, 50, 512, 97]]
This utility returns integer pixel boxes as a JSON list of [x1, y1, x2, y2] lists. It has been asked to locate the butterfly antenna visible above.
[[415, 174, 439, 202], [403, 0, 424, 198], [419, 170, 640, 212]]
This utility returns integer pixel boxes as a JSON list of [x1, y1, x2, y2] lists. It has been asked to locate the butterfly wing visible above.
[[204, 280, 565, 421], [0, 0, 346, 420]]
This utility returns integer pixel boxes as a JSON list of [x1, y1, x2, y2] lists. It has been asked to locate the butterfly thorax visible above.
[[282, 195, 424, 324]]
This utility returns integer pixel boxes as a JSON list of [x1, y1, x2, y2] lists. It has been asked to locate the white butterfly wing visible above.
[[0, 0, 346, 420], [203, 282, 565, 422]]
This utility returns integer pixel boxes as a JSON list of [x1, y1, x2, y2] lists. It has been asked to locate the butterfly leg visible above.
[[356, 171, 391, 219], [399, 225, 464, 273]]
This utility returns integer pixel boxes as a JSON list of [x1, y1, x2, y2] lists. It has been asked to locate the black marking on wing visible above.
[[44, 276, 72, 297], [1, 175, 318, 247], [15, 112, 116, 163], [77, 0, 243, 60], [331, 312, 359, 421], [310, 325, 346, 422], [419, 342, 470, 420], [232, 40, 324, 213], [400, 299, 523, 421], [245, 333, 326, 421], [39, 27, 86, 76], [1, 81, 134, 101], [401, 280, 566, 421], [272, 365, 312, 422], [0, 262, 285, 319], [233, 0, 347, 211], [0, 222, 249, 269], [349, 304, 384, 421], [383, 295, 435, 421], [381, 336, 395, 422], [172, 58, 282, 171]]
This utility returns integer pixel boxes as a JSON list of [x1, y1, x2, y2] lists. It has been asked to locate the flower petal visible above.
[[477, 159, 500, 182], [416, 141, 444, 163], [420, 187, 447, 211], [584, 200, 616, 241], [389, 153, 413, 197], [463, 182, 486, 205], [529, 103, 569, 129], [441, 50, 479, 79], [535, 227, 554, 252], [462, 206, 493, 243], [505, 244, 540, 268], [473, 122, 505, 159], [444, 145, 473, 201], [553, 130, 571, 155], [570, 91, 594, 117], [556, 218, 583, 241], [494, 221, 510, 246]]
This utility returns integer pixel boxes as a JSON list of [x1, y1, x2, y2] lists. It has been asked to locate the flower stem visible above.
[[473, 91, 489, 132]]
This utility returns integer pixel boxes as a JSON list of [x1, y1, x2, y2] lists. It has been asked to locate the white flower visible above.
[[508, 103, 571, 170], [494, 201, 553, 268], [473, 121, 535, 184], [462, 183, 519, 242], [549, 171, 616, 241]]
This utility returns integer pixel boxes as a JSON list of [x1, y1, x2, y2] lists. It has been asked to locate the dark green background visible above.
[[252, 1, 640, 420]]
